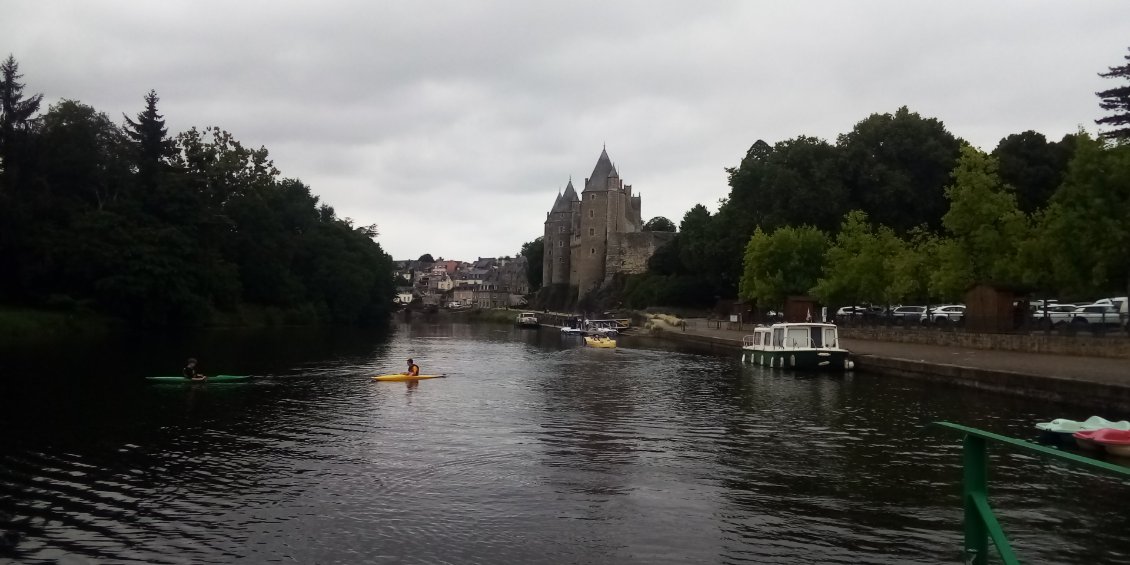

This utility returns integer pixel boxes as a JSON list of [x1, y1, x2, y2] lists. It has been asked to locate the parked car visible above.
[[890, 305, 925, 321], [834, 306, 869, 320], [1069, 304, 1121, 328], [920, 305, 966, 325], [1033, 304, 1078, 328]]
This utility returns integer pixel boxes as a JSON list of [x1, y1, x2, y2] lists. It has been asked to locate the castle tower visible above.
[[575, 148, 617, 297], [542, 180, 578, 286]]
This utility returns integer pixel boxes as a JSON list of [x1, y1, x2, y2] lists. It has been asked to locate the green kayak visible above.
[[146, 375, 252, 383]]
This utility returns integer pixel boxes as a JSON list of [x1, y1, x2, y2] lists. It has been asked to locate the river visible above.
[[1, 322, 1128, 564]]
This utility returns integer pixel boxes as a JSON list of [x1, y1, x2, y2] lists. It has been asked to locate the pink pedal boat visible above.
[[1074, 429, 1130, 457]]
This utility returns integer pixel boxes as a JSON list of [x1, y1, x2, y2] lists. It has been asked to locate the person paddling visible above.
[[404, 358, 420, 377], [182, 358, 207, 381]]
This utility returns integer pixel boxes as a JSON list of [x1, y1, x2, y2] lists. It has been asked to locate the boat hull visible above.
[[742, 348, 852, 371], [583, 336, 616, 348]]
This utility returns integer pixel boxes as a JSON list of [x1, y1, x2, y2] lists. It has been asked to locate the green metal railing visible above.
[[931, 421, 1130, 565]]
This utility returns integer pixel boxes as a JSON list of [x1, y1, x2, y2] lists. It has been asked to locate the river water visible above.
[[1, 322, 1128, 564]]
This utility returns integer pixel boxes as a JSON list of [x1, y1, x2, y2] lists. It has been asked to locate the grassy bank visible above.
[[448, 308, 521, 324], [0, 307, 120, 343]]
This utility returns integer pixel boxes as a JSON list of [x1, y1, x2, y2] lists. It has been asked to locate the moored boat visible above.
[[516, 312, 540, 328], [1036, 416, 1130, 447], [1091, 429, 1130, 457], [741, 322, 853, 371], [583, 335, 616, 348]]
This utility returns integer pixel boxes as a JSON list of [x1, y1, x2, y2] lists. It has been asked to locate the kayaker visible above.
[[404, 358, 420, 377], [182, 358, 207, 381]]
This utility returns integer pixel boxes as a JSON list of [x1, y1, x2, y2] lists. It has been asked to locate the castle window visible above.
[[588, 228, 594, 236], [559, 258, 564, 264], [559, 226, 564, 233], [621, 261, 626, 266], [558, 240, 563, 247], [590, 247, 595, 255]]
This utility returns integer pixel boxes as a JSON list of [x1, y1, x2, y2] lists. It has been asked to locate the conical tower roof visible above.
[[551, 180, 578, 213], [583, 148, 615, 192]]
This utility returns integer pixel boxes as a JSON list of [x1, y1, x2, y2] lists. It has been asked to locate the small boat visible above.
[[146, 374, 251, 383], [583, 335, 616, 348], [372, 374, 446, 382], [560, 326, 584, 335], [1091, 429, 1130, 457], [741, 323, 853, 371], [1036, 416, 1130, 446], [516, 312, 540, 328]]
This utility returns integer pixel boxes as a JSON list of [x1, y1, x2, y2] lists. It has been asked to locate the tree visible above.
[[939, 145, 1029, 290], [813, 211, 902, 306], [1031, 132, 1130, 298], [837, 106, 963, 233], [738, 225, 828, 307], [519, 237, 543, 291], [39, 100, 131, 210], [0, 54, 43, 187], [123, 89, 176, 191], [1096, 47, 1130, 141], [724, 135, 847, 234], [992, 131, 1076, 214], [642, 216, 676, 232]]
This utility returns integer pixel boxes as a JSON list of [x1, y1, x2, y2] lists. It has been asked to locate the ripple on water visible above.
[[3, 324, 1130, 564]]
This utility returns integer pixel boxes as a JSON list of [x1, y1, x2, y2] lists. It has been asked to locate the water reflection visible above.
[[1, 322, 1129, 564]]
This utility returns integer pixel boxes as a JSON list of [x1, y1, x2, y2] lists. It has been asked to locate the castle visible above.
[[542, 148, 674, 300]]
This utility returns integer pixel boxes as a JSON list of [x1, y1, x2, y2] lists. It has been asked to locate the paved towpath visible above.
[[658, 318, 1130, 386]]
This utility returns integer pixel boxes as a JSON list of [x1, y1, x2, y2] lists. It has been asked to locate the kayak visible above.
[[372, 374, 445, 382], [146, 375, 252, 383]]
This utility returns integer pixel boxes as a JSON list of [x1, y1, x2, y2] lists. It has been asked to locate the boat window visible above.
[[786, 327, 808, 348], [772, 328, 783, 347], [810, 327, 823, 348], [754, 333, 762, 346], [824, 328, 837, 348]]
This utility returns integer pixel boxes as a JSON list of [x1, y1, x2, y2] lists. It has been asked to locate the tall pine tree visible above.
[[0, 54, 43, 185], [1096, 47, 1130, 141], [123, 89, 175, 191]]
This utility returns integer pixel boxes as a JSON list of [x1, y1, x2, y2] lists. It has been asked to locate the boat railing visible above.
[[742, 335, 757, 347], [929, 421, 1130, 565]]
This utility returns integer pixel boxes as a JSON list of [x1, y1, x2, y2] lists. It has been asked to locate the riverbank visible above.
[[0, 307, 120, 344], [643, 318, 1130, 413]]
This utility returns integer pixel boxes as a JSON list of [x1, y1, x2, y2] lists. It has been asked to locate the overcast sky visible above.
[[5, 1, 1128, 261]]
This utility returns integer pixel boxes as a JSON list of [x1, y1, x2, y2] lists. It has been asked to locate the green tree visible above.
[[642, 216, 676, 232], [1031, 133, 1130, 298], [1096, 47, 1130, 141], [838, 106, 963, 233], [992, 131, 1076, 214], [724, 135, 847, 234], [0, 54, 42, 177], [418, 253, 434, 263], [939, 145, 1028, 291], [738, 225, 828, 307], [520, 236, 544, 291], [813, 211, 902, 306], [123, 89, 176, 192], [887, 227, 939, 304]]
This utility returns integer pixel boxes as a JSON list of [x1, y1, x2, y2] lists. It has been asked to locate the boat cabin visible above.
[[741, 322, 852, 371]]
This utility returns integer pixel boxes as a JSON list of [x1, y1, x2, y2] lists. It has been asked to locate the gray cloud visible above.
[[6, 1, 1128, 260]]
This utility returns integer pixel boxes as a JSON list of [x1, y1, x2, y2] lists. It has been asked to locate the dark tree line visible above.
[[0, 56, 396, 326]]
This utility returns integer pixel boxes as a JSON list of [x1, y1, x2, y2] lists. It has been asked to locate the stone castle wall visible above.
[[604, 231, 675, 281]]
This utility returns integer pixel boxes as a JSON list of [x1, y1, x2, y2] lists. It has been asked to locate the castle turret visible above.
[[543, 180, 578, 286]]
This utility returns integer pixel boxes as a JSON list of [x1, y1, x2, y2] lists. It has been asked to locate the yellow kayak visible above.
[[372, 374, 446, 382], [583, 336, 617, 348]]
